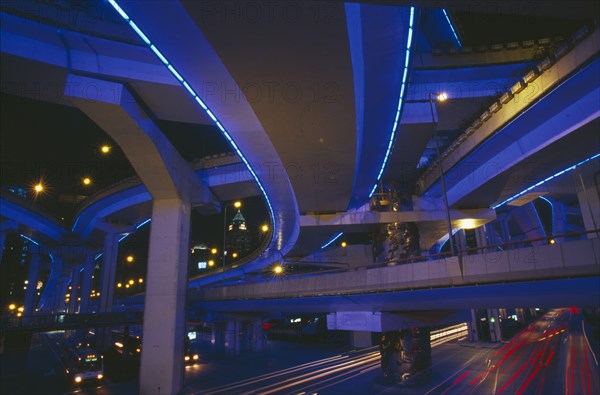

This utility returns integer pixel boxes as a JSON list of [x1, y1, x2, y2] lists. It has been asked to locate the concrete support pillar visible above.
[[487, 309, 502, 342], [500, 219, 512, 243], [455, 229, 466, 254], [97, 232, 120, 351], [380, 328, 432, 385], [0, 231, 6, 265], [55, 275, 70, 312], [38, 257, 62, 313], [139, 198, 191, 395], [212, 323, 225, 353], [474, 227, 487, 249], [468, 309, 479, 341], [250, 319, 265, 352], [484, 223, 497, 245], [577, 172, 600, 237], [225, 319, 240, 355], [24, 251, 41, 316], [512, 202, 547, 246], [0, 221, 18, 265], [99, 233, 119, 313], [551, 201, 567, 241], [351, 331, 372, 348], [79, 252, 95, 314], [69, 267, 81, 314]]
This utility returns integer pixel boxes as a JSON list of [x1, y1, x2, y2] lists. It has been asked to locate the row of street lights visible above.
[[29, 144, 113, 197]]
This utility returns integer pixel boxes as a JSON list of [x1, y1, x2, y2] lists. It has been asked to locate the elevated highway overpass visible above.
[[1, 2, 599, 394]]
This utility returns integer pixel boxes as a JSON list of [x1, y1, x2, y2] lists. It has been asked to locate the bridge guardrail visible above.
[[194, 230, 599, 301], [0, 311, 143, 333]]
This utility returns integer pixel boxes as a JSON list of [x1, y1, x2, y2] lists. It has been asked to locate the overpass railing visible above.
[[273, 229, 600, 277], [0, 311, 143, 333], [193, 230, 599, 301]]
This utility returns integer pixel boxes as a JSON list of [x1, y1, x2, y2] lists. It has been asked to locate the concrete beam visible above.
[[327, 310, 470, 332], [418, 28, 600, 195], [300, 207, 496, 229], [413, 46, 542, 69]]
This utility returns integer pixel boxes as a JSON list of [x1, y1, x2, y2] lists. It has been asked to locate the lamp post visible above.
[[222, 201, 242, 276], [428, 92, 456, 256]]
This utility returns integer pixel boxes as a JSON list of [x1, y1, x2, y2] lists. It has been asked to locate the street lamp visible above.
[[428, 92, 456, 256], [222, 200, 242, 275]]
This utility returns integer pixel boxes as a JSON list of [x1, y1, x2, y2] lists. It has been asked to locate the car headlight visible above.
[[193, 355, 199, 360], [97, 374, 104, 380], [74, 376, 82, 383], [184, 356, 190, 361]]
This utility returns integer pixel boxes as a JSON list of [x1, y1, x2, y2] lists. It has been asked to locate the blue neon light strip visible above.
[[71, 217, 79, 232], [321, 232, 343, 249], [136, 218, 151, 229], [369, 7, 415, 198], [491, 153, 600, 209], [20, 234, 39, 245], [442, 9, 462, 47], [108, 0, 275, 236]]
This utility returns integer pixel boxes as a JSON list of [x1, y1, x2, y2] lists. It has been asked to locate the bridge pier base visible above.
[[379, 328, 432, 386]]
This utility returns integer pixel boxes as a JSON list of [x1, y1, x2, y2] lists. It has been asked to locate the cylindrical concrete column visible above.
[[550, 200, 567, 241], [69, 267, 81, 314], [38, 257, 62, 313], [225, 319, 240, 355], [139, 198, 191, 395], [213, 322, 226, 353], [487, 309, 502, 342], [24, 251, 41, 316], [79, 252, 95, 314], [55, 274, 70, 313], [251, 319, 265, 352], [99, 232, 119, 313], [468, 309, 479, 342], [97, 232, 120, 351], [474, 227, 487, 250], [500, 219, 512, 243], [0, 231, 7, 265], [512, 202, 547, 246]]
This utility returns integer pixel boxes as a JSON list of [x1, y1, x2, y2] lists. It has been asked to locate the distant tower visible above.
[[226, 210, 251, 259]]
